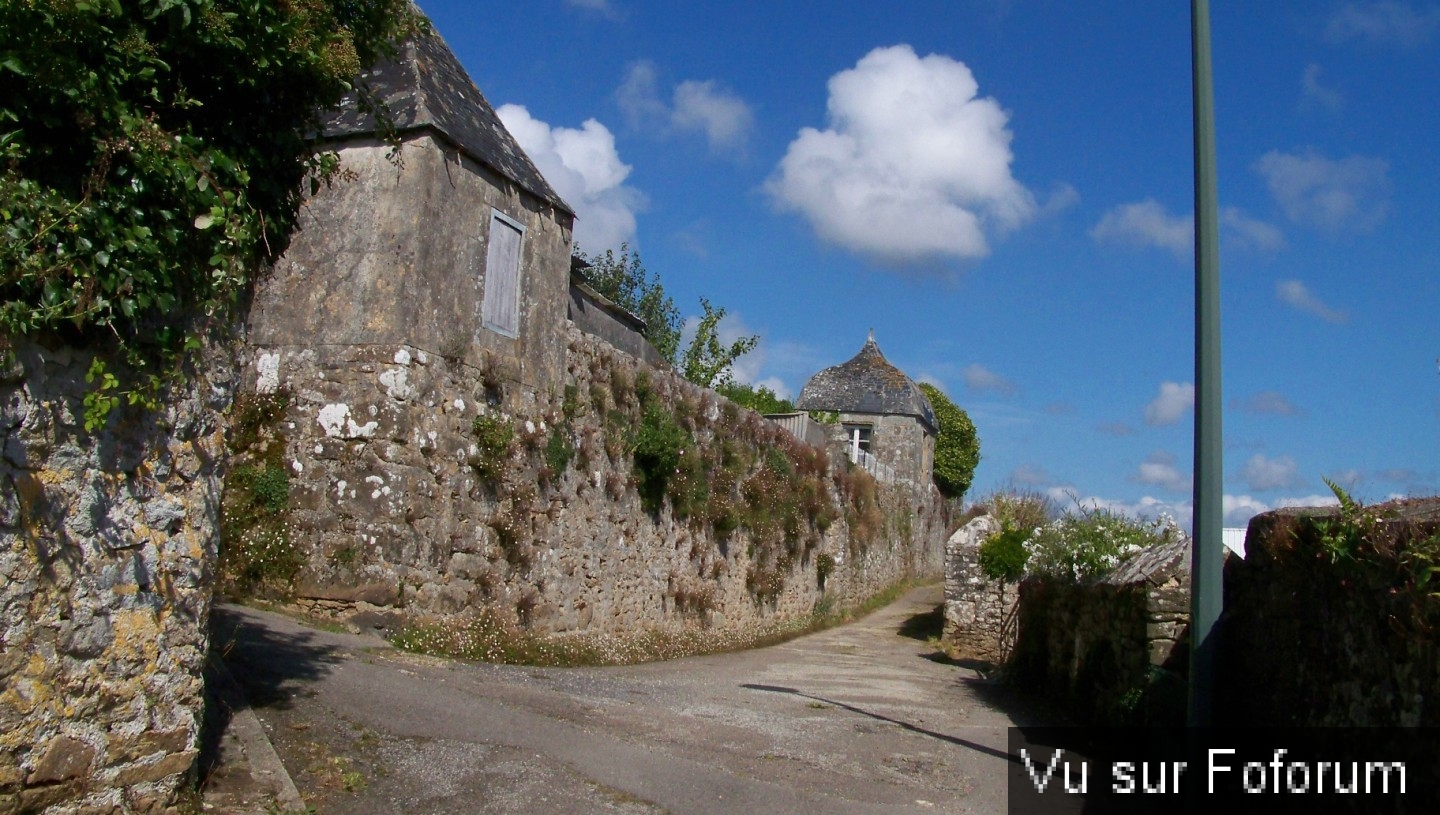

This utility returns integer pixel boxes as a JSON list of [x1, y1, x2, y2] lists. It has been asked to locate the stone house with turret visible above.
[[794, 332, 937, 491]]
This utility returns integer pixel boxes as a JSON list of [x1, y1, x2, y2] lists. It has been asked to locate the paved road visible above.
[[206, 584, 1041, 814]]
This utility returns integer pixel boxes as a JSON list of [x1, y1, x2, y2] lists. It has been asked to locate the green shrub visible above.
[[544, 427, 574, 476], [219, 464, 300, 595], [978, 524, 1029, 582], [918, 383, 980, 500], [633, 401, 690, 514], [469, 413, 514, 483]]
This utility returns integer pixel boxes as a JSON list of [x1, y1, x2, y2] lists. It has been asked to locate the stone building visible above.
[[795, 332, 937, 490], [248, 27, 576, 395]]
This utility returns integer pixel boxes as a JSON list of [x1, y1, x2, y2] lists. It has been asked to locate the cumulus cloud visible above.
[[1091, 201, 1283, 256], [616, 62, 753, 155], [1090, 199, 1192, 257], [1324, 1, 1440, 48], [1277, 279, 1349, 323], [497, 104, 644, 252], [1239, 454, 1301, 492], [962, 363, 1019, 397], [1301, 64, 1344, 112], [1144, 382, 1195, 427], [766, 44, 1037, 264], [1132, 451, 1192, 493], [1253, 149, 1391, 231], [1097, 422, 1138, 437], [672, 80, 754, 154], [1232, 390, 1305, 417]]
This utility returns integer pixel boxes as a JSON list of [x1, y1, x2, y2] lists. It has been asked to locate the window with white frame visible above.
[[843, 424, 872, 460], [481, 210, 524, 337]]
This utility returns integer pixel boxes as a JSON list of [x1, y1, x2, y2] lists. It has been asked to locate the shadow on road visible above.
[[198, 604, 350, 787], [896, 603, 945, 641], [208, 604, 348, 708], [740, 683, 1018, 763]]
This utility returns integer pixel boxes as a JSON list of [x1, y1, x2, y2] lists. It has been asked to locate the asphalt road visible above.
[[207, 584, 1043, 815]]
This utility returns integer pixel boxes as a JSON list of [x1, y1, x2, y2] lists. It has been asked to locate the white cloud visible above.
[[1253, 149, 1391, 232], [1043, 487, 1192, 529], [1232, 390, 1304, 417], [1090, 199, 1191, 258], [1132, 451, 1191, 493], [1221, 207, 1286, 252], [1276, 279, 1349, 323], [1040, 183, 1081, 216], [1097, 422, 1137, 437], [1324, 1, 1440, 48], [1144, 381, 1195, 427], [962, 363, 1019, 397], [766, 44, 1036, 264], [1301, 64, 1344, 112], [672, 80, 754, 154], [1239, 454, 1301, 492], [616, 62, 753, 155], [616, 61, 668, 126], [1091, 201, 1283, 256], [497, 104, 644, 253]]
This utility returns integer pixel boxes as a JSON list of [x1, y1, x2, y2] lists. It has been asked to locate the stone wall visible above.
[[566, 282, 665, 368], [1008, 539, 1191, 725], [1219, 502, 1440, 727], [942, 515, 1018, 664], [232, 325, 948, 638], [1, 337, 232, 813]]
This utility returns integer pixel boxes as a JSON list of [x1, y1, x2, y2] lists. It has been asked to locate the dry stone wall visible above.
[[233, 325, 948, 640], [1219, 503, 1440, 728], [1007, 539, 1192, 726], [1, 337, 232, 814]]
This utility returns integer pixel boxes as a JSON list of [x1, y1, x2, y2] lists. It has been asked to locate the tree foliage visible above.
[[574, 244, 758, 390], [918, 382, 980, 500], [716, 381, 793, 415], [0, 0, 420, 423], [680, 297, 757, 389], [574, 242, 681, 363]]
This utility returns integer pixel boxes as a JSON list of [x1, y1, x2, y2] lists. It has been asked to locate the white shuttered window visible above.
[[482, 211, 524, 337]]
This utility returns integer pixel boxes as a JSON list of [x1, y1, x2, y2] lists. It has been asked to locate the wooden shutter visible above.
[[482, 212, 524, 337]]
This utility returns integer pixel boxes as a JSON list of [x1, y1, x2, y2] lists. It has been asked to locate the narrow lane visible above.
[[211, 583, 1036, 814]]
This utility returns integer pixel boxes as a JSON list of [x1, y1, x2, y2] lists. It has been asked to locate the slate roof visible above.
[[319, 27, 573, 216], [795, 334, 938, 433]]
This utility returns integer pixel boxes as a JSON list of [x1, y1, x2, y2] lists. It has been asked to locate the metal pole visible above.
[[1189, 0, 1223, 728]]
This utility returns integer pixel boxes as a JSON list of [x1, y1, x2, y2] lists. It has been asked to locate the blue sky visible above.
[[416, 0, 1440, 527]]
